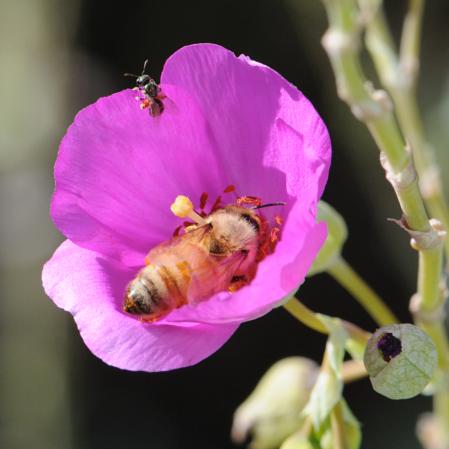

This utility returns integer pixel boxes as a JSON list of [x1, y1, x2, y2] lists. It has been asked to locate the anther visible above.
[[170, 195, 207, 225]]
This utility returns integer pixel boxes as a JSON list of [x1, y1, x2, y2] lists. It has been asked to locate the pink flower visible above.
[[42, 44, 331, 372]]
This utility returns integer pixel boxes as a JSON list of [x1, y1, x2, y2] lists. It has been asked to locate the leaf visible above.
[[302, 316, 348, 428], [316, 315, 348, 372]]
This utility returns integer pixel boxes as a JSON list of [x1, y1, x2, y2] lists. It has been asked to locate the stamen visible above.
[[200, 192, 208, 210], [170, 195, 207, 225], [224, 185, 236, 193]]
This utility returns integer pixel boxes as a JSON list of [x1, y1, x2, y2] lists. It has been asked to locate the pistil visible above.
[[170, 195, 207, 225]]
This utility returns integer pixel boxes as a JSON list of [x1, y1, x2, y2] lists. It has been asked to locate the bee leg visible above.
[[228, 275, 248, 292], [139, 309, 168, 323], [149, 98, 163, 116], [140, 98, 151, 110]]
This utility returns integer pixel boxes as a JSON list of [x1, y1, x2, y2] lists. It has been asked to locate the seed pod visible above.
[[364, 324, 437, 400]]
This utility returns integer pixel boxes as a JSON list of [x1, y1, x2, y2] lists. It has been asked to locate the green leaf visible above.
[[364, 324, 438, 399], [303, 370, 343, 429], [316, 315, 348, 372], [302, 316, 348, 428]]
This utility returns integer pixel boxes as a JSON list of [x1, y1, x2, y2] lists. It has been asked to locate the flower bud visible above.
[[363, 324, 437, 400], [308, 201, 348, 276], [231, 357, 319, 449]]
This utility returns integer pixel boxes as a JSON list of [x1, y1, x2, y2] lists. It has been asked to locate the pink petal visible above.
[[51, 86, 224, 266], [42, 240, 238, 371], [162, 43, 331, 203]]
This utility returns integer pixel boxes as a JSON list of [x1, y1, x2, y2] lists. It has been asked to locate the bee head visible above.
[[134, 74, 150, 87], [207, 207, 261, 254]]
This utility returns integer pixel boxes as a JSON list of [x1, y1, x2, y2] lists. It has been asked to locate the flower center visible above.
[[124, 186, 284, 322], [169, 188, 284, 272]]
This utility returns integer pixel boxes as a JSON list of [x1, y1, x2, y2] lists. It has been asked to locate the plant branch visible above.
[[331, 402, 348, 449], [321, 0, 449, 444], [360, 0, 449, 263], [341, 359, 367, 383], [283, 297, 370, 344], [328, 256, 398, 326]]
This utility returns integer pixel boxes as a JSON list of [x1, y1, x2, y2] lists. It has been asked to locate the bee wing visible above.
[[145, 224, 212, 265], [145, 224, 248, 306], [185, 250, 248, 305]]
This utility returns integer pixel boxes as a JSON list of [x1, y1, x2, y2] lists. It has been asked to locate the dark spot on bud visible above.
[[377, 333, 402, 362]]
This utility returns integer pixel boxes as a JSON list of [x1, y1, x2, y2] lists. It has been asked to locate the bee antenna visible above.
[[252, 202, 286, 210], [124, 72, 138, 78], [141, 59, 149, 74]]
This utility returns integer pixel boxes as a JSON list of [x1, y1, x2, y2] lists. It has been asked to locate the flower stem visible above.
[[283, 297, 370, 344], [361, 0, 449, 265], [321, 0, 449, 444], [322, 0, 431, 231], [358, 2, 449, 444], [331, 401, 348, 449], [341, 359, 367, 383], [328, 257, 398, 326]]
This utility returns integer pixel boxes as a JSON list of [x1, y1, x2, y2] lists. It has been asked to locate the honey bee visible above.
[[124, 59, 165, 117], [123, 195, 284, 322]]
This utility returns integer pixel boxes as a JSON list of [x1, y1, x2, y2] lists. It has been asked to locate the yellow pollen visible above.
[[170, 195, 207, 225]]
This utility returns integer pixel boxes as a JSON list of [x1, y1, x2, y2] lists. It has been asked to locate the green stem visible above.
[[283, 297, 370, 344], [433, 386, 449, 448], [399, 0, 424, 89], [361, 0, 449, 263], [414, 240, 449, 370], [341, 359, 368, 383], [328, 257, 398, 326], [337, 1, 449, 445], [359, 3, 449, 444], [321, 0, 430, 233], [418, 248, 444, 312], [331, 402, 348, 449]]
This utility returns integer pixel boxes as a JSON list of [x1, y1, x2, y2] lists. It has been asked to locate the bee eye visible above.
[[240, 213, 260, 233], [136, 75, 150, 87]]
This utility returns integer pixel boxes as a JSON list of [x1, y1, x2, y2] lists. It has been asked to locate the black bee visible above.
[[125, 60, 165, 117]]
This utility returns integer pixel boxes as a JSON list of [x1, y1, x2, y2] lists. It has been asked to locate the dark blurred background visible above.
[[1, 1, 449, 448]]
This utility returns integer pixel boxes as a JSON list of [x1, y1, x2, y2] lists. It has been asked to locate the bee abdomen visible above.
[[124, 275, 162, 315], [124, 260, 172, 317]]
